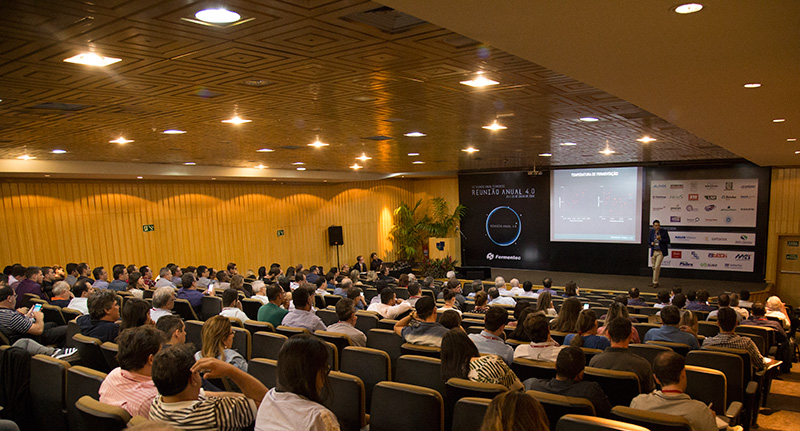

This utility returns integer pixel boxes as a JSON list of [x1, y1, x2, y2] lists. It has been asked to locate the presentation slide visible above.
[[550, 167, 643, 243]]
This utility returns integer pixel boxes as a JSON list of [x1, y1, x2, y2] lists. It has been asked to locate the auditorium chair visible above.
[[64, 316, 81, 347], [451, 397, 491, 431], [583, 367, 640, 407], [232, 326, 251, 360], [401, 342, 441, 358], [628, 343, 671, 365], [366, 328, 404, 373], [632, 323, 659, 341], [340, 346, 391, 411], [66, 366, 107, 431], [511, 358, 557, 382], [239, 298, 262, 320], [200, 296, 222, 320], [315, 330, 353, 360], [376, 319, 399, 330], [371, 382, 444, 431], [396, 355, 446, 395], [42, 304, 67, 326], [314, 295, 326, 310], [324, 294, 343, 308], [248, 358, 278, 389], [580, 347, 603, 364], [394, 288, 410, 299], [504, 338, 527, 348], [527, 390, 596, 430], [645, 340, 692, 356], [243, 319, 274, 336], [226, 316, 244, 328], [142, 289, 154, 299], [0, 331, 9, 346], [364, 288, 379, 303], [686, 350, 758, 430], [316, 308, 339, 326], [556, 414, 649, 431], [355, 311, 380, 334], [610, 406, 692, 431], [324, 371, 368, 431], [276, 325, 310, 338], [444, 378, 507, 431], [462, 313, 486, 320], [31, 354, 70, 431], [73, 334, 111, 373], [550, 331, 569, 345], [421, 289, 436, 301], [323, 340, 339, 371], [100, 342, 119, 370], [251, 331, 287, 360], [75, 396, 131, 431], [460, 318, 485, 330], [736, 325, 777, 356], [685, 365, 742, 425], [19, 293, 39, 309], [172, 298, 199, 321], [697, 321, 720, 337], [184, 320, 204, 351]]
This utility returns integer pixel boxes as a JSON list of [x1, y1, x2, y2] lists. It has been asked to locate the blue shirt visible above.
[[468, 330, 514, 364], [643, 325, 700, 350], [563, 333, 611, 350], [177, 288, 204, 311]]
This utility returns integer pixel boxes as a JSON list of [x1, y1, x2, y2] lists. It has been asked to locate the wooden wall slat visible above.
[[766, 168, 800, 287]]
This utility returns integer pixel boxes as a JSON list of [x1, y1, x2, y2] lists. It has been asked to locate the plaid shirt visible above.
[[702, 332, 764, 370]]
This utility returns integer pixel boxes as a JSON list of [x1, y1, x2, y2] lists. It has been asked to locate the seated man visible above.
[[729, 294, 750, 321], [765, 296, 791, 330], [643, 305, 700, 350], [257, 285, 289, 329], [0, 285, 68, 349], [745, 302, 792, 373], [630, 351, 723, 431], [525, 346, 611, 417], [149, 343, 267, 429], [326, 298, 367, 347], [15, 266, 46, 307], [687, 290, 716, 312], [738, 290, 753, 308], [220, 289, 249, 323], [514, 314, 564, 362], [49, 281, 73, 308], [469, 305, 514, 364], [67, 280, 93, 315], [77, 289, 120, 342], [406, 281, 424, 307], [654, 289, 671, 309], [393, 296, 449, 347], [155, 315, 186, 346], [154, 268, 176, 288], [250, 281, 269, 304], [519, 280, 538, 298], [367, 287, 412, 319], [488, 287, 516, 306], [99, 326, 164, 417], [503, 278, 524, 297], [627, 287, 647, 307], [150, 286, 176, 323], [177, 272, 210, 314], [537, 277, 556, 295], [589, 317, 654, 393], [333, 277, 351, 297], [702, 307, 766, 371], [707, 293, 742, 322], [280, 286, 326, 332]]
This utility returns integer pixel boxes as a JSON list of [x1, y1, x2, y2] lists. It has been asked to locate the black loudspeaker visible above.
[[328, 226, 343, 246]]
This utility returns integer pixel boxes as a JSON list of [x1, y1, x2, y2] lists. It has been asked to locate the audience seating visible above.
[[247, 358, 278, 389], [376, 319, 399, 331], [243, 320, 274, 335], [31, 354, 70, 431], [100, 342, 119, 370], [323, 340, 339, 371], [628, 343, 671, 365], [73, 334, 111, 373], [142, 289, 154, 299], [396, 355, 446, 395], [354, 311, 380, 334], [366, 328, 404, 373], [315, 330, 353, 360], [736, 332, 767, 356], [580, 347, 603, 364], [324, 294, 343, 308], [172, 298, 199, 321], [324, 371, 368, 431], [550, 331, 569, 345], [226, 316, 244, 328], [66, 366, 107, 431], [370, 381, 444, 431], [444, 378, 507, 431], [19, 293, 39, 309], [511, 358, 557, 382], [276, 325, 310, 338], [200, 296, 223, 320], [632, 323, 659, 341], [686, 350, 758, 430], [451, 397, 491, 431], [42, 304, 67, 326], [556, 414, 650, 431], [610, 406, 692, 431], [363, 288, 379, 303], [401, 343, 441, 358], [251, 331, 287, 360], [340, 346, 391, 411], [645, 340, 692, 356], [65, 318, 81, 348], [685, 365, 742, 425], [527, 389, 596, 430], [231, 326, 251, 360], [0, 331, 9, 346], [239, 298, 262, 320], [736, 325, 777, 356], [75, 395, 131, 431], [316, 309, 339, 327], [184, 320, 204, 351], [583, 367, 640, 407]]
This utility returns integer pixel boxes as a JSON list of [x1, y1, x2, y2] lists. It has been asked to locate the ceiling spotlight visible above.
[[462, 147, 480, 153], [356, 153, 372, 161], [256, 148, 274, 152], [52, 149, 67, 154], [136, 176, 143, 179], [296, 167, 306, 171], [407, 152, 420, 156], [110, 137, 133, 144], [308, 136, 329, 148], [773, 119, 786, 123], [184, 162, 196, 166], [788, 138, 797, 142], [163, 129, 186, 134], [460, 72, 499, 88], [16, 155, 36, 160], [63, 53, 121, 67], [795, 151, 800, 155], [292, 162, 305, 165], [600, 145, 616, 156], [222, 115, 251, 124], [560, 142, 577, 146], [255, 164, 267, 169], [636, 136, 657, 143], [404, 132, 426, 137], [412, 161, 425, 164], [579, 117, 600, 122], [743, 83, 761, 89], [350, 163, 363, 170], [539, 153, 552, 157], [482, 120, 507, 131], [195, 8, 241, 23], [674, 3, 703, 14]]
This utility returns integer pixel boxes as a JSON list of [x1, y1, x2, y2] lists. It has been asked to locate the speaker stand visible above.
[[335, 244, 340, 269]]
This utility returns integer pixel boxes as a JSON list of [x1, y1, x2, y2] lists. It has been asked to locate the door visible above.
[[777, 235, 800, 306]]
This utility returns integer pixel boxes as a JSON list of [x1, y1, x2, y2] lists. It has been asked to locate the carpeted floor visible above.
[[757, 360, 800, 430]]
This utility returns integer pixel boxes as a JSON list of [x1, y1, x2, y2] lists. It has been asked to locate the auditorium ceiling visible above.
[[0, 0, 796, 182]]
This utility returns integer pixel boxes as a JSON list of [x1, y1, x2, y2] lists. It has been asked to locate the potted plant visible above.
[[388, 198, 466, 263]]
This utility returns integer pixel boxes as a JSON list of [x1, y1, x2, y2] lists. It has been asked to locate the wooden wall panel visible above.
[[766, 168, 800, 291], [412, 177, 462, 262]]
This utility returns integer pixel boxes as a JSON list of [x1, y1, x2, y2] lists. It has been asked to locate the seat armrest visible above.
[[745, 380, 758, 396], [725, 401, 743, 422]]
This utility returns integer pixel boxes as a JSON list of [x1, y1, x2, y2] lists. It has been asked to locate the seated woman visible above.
[[507, 301, 534, 329], [126, 271, 145, 299], [195, 315, 247, 372], [679, 310, 699, 337], [535, 291, 558, 317], [255, 334, 338, 430], [550, 297, 582, 333], [441, 328, 523, 391], [480, 390, 549, 431], [438, 288, 462, 315], [472, 291, 490, 314], [508, 307, 539, 341], [439, 309, 463, 331], [119, 297, 153, 333], [564, 309, 610, 350], [597, 302, 641, 343]]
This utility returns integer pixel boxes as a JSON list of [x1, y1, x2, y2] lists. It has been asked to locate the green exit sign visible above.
[[142, 224, 155, 232], [277, 229, 284, 237], [787, 254, 798, 261], [788, 241, 799, 247]]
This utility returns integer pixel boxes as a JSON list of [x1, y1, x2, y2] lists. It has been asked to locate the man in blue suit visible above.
[[649, 220, 670, 288]]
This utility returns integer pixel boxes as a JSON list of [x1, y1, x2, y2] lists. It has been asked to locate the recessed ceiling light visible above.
[[255, 164, 267, 169], [211, 177, 217, 180], [773, 119, 786, 123], [350, 163, 363, 170], [110, 137, 133, 144], [636, 136, 657, 143], [256, 148, 274, 152], [407, 152, 420, 156], [743, 83, 761, 89], [412, 161, 425, 164], [674, 3, 703, 14], [482, 120, 507, 131], [52, 149, 67, 154], [296, 167, 306, 171], [163, 129, 186, 134], [462, 147, 480, 153], [788, 138, 797, 142], [136, 176, 143, 179], [222, 115, 251, 124], [308, 137, 329, 148], [292, 162, 305, 165], [356, 153, 372, 161], [560, 142, 577, 146], [795, 151, 800, 155], [195, 8, 241, 23], [63, 53, 122, 67], [184, 162, 196, 166], [460, 72, 499, 88], [44, 175, 50, 177], [539, 153, 552, 157], [600, 147, 616, 156], [404, 132, 426, 137], [16, 155, 35, 160], [579, 117, 600, 122]]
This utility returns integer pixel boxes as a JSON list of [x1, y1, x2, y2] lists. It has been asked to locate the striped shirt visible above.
[[150, 394, 257, 431], [468, 354, 521, 389], [0, 308, 33, 339]]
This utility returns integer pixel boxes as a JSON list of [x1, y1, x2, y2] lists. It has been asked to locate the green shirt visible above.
[[257, 302, 288, 328]]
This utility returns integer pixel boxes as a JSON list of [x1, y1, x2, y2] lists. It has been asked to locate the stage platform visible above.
[[488, 267, 769, 297]]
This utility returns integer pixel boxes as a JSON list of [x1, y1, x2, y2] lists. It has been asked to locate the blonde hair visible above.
[[201, 315, 232, 359], [480, 391, 549, 431], [230, 274, 244, 291]]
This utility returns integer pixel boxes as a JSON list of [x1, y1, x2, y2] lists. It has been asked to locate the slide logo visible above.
[[670, 216, 681, 222], [436, 241, 445, 251], [672, 251, 682, 258], [485, 206, 522, 247], [486, 253, 495, 261], [735, 254, 751, 261], [688, 194, 699, 200]]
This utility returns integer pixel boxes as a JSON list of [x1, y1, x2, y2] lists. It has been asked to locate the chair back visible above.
[[376, 319, 399, 330], [366, 328, 404, 373], [324, 371, 367, 431], [244, 320, 274, 336], [322, 340, 339, 371], [240, 298, 262, 320], [231, 326, 251, 360], [528, 389, 596, 430], [583, 367, 640, 407], [73, 334, 111, 373], [697, 321, 720, 337], [401, 342, 441, 358], [736, 332, 766, 355], [100, 342, 119, 370], [172, 298, 199, 321], [737, 325, 776, 352], [226, 316, 244, 328], [511, 358, 557, 382], [628, 343, 671, 365], [687, 349, 745, 403], [645, 340, 692, 356], [247, 358, 278, 389], [252, 331, 288, 360], [65, 317, 81, 347], [632, 323, 660, 341], [396, 355, 445, 395], [200, 296, 223, 320], [184, 320, 204, 351], [685, 365, 728, 416], [370, 381, 444, 431], [444, 378, 507, 431], [451, 397, 491, 431], [550, 331, 568, 345], [31, 354, 70, 431], [316, 308, 339, 327], [610, 406, 692, 431], [340, 346, 391, 411], [276, 325, 310, 338], [43, 304, 67, 326], [75, 396, 131, 431], [66, 366, 107, 431], [556, 414, 650, 431], [315, 330, 353, 360], [324, 294, 343, 308], [580, 347, 603, 364], [354, 311, 379, 334]]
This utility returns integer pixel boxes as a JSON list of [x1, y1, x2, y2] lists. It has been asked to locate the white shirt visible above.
[[149, 308, 172, 323], [66, 297, 89, 315], [490, 296, 516, 306], [255, 388, 339, 431], [438, 306, 462, 315], [499, 288, 515, 297], [251, 295, 270, 305], [367, 301, 413, 319], [220, 307, 250, 323], [508, 287, 525, 297], [518, 291, 538, 299]]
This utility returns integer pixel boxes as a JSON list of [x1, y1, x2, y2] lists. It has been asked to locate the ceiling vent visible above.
[[341, 6, 427, 34], [441, 35, 480, 48], [279, 145, 302, 150], [618, 110, 656, 120], [362, 135, 393, 141], [29, 102, 89, 111]]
